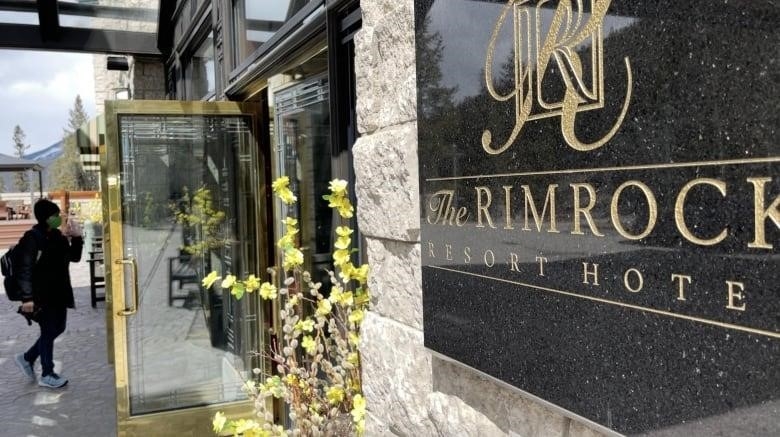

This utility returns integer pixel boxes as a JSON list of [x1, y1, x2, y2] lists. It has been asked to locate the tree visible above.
[[66, 95, 89, 135], [50, 95, 90, 190], [12, 125, 30, 192]]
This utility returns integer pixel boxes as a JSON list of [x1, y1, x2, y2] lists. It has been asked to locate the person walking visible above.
[[13, 199, 83, 388]]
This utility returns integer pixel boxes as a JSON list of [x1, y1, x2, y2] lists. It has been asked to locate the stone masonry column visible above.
[[352, 1, 604, 435]]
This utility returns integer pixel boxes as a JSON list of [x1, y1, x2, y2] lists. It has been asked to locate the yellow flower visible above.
[[212, 411, 227, 433], [244, 275, 260, 292], [234, 419, 261, 434], [284, 217, 298, 228], [330, 286, 353, 307], [329, 285, 343, 304], [336, 226, 353, 237], [326, 385, 345, 404], [316, 299, 332, 316], [278, 188, 297, 205], [333, 249, 350, 266], [277, 233, 294, 249], [242, 380, 257, 392], [287, 295, 300, 307], [302, 335, 316, 355], [259, 282, 277, 300], [350, 264, 370, 284], [271, 176, 290, 192], [283, 248, 304, 270], [294, 318, 315, 332], [283, 374, 298, 386], [202, 271, 221, 289], [221, 275, 236, 288], [335, 236, 351, 250], [351, 394, 366, 422], [327, 195, 355, 218], [349, 332, 360, 347], [349, 309, 364, 324], [347, 352, 360, 366], [338, 202, 354, 219], [329, 179, 348, 195]]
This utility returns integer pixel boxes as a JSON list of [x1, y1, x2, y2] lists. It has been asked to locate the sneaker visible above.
[[14, 353, 34, 381], [39, 373, 68, 388]]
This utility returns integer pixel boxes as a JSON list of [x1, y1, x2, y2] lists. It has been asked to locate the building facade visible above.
[[88, 0, 780, 435]]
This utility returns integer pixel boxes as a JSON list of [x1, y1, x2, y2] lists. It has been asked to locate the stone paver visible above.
[[0, 254, 117, 437]]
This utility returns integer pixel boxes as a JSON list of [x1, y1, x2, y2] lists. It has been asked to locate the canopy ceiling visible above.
[[0, 0, 162, 56], [0, 154, 43, 171]]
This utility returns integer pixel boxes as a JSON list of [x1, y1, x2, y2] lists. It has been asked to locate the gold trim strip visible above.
[[428, 265, 780, 340], [425, 156, 780, 182]]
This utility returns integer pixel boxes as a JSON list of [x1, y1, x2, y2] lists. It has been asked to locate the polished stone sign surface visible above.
[[415, 0, 779, 434]]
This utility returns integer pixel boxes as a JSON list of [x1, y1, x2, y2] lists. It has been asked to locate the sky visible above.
[[0, 49, 97, 157]]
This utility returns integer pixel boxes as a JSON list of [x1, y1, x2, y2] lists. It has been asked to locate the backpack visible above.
[[2, 228, 46, 301]]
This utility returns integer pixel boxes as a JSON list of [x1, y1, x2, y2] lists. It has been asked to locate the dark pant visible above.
[[24, 306, 67, 376]]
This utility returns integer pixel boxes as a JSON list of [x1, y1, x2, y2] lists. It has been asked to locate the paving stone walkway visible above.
[[0, 255, 117, 437]]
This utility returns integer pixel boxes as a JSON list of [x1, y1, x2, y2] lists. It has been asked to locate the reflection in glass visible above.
[[118, 114, 260, 414], [231, 0, 310, 66], [271, 55, 332, 287], [188, 32, 216, 99], [0, 11, 38, 25]]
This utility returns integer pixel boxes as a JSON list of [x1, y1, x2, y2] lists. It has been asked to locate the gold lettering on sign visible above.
[[671, 274, 692, 301], [482, 0, 632, 154], [623, 268, 644, 293], [536, 256, 548, 277], [476, 186, 497, 228], [427, 190, 469, 226], [726, 281, 746, 311], [675, 178, 728, 246], [503, 186, 515, 229], [484, 250, 496, 268], [522, 184, 559, 233], [464, 246, 472, 264], [747, 177, 780, 249], [610, 180, 658, 240], [445, 244, 453, 261], [583, 262, 600, 286], [570, 183, 605, 236], [428, 241, 435, 258], [510, 253, 520, 272]]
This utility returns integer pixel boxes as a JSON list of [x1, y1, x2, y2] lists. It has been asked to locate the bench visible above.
[[168, 254, 199, 306]]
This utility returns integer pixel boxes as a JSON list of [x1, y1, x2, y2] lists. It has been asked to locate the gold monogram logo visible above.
[[482, 0, 633, 154]]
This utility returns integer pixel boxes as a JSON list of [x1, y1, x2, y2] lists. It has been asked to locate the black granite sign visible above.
[[415, 1, 780, 434]]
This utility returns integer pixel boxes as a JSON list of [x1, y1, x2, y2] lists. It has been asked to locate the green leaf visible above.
[[231, 283, 246, 300]]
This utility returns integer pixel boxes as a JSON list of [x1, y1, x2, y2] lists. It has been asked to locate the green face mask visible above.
[[46, 215, 62, 229]]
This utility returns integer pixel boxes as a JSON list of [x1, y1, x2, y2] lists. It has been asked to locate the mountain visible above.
[[26, 141, 63, 162], [0, 140, 63, 192]]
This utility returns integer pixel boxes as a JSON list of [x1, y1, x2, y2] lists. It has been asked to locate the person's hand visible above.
[[65, 218, 82, 237], [21, 301, 34, 313]]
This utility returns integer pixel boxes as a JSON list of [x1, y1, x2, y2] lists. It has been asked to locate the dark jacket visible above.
[[17, 223, 83, 309]]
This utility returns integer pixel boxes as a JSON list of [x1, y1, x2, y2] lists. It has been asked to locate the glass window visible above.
[[187, 32, 215, 99], [231, 0, 310, 67]]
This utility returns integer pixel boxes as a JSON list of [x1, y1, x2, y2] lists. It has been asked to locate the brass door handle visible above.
[[115, 257, 139, 316]]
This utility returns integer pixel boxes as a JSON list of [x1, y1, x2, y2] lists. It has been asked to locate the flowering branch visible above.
[[208, 178, 369, 436]]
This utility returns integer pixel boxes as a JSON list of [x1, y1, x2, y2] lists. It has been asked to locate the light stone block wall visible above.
[[92, 0, 162, 113], [353, 1, 607, 435], [93, 55, 166, 114]]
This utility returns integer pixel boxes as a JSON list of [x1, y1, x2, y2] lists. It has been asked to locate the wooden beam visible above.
[[0, 24, 161, 56], [35, 0, 59, 41]]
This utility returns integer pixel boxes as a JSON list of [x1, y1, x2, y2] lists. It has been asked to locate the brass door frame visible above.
[[102, 100, 263, 436]]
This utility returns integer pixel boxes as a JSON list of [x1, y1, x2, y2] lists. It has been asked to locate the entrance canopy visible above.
[[0, 0, 161, 56], [0, 153, 44, 196]]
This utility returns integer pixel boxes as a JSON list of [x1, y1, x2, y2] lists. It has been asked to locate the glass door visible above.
[[102, 101, 267, 435], [272, 74, 334, 284]]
